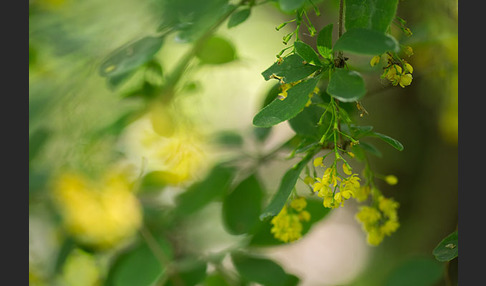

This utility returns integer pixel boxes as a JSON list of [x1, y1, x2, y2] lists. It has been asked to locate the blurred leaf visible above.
[[231, 252, 299, 286], [355, 141, 383, 158], [196, 36, 237, 65], [288, 104, 329, 139], [259, 151, 316, 220], [278, 0, 306, 13], [317, 24, 333, 59], [345, 0, 398, 33], [384, 257, 443, 286], [212, 130, 244, 147], [327, 69, 366, 102], [105, 237, 172, 286], [138, 171, 173, 194], [54, 237, 76, 274], [203, 273, 230, 286], [223, 174, 264, 235], [29, 170, 49, 198], [294, 41, 321, 66], [261, 54, 320, 83], [250, 197, 330, 246], [348, 124, 374, 138], [333, 28, 399, 55], [369, 132, 404, 151], [228, 8, 251, 28], [253, 77, 320, 128], [433, 231, 458, 262], [253, 127, 272, 143], [99, 36, 164, 78], [175, 164, 235, 216], [164, 260, 207, 286], [29, 128, 50, 164]]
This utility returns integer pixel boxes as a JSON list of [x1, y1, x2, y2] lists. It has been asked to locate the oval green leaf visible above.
[[278, 0, 306, 13], [175, 164, 235, 216], [253, 77, 320, 128], [345, 0, 398, 32], [259, 151, 316, 220], [327, 69, 366, 102], [222, 174, 264, 235], [231, 252, 299, 286], [370, 132, 404, 151], [433, 231, 458, 262], [196, 36, 236, 65], [99, 36, 164, 78], [227, 8, 251, 28], [317, 24, 333, 59], [261, 54, 320, 83], [294, 41, 321, 66], [333, 28, 399, 55], [105, 238, 172, 286]]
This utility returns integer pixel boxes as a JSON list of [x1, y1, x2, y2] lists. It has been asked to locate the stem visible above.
[[337, 0, 345, 60]]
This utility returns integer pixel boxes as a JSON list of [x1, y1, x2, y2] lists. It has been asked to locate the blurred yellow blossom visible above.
[[52, 170, 142, 249], [271, 197, 312, 243]]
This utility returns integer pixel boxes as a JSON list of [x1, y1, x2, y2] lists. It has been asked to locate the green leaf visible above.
[[370, 132, 404, 151], [433, 231, 458, 262], [294, 41, 321, 66], [278, 0, 306, 13], [212, 130, 244, 147], [223, 174, 264, 235], [164, 260, 207, 286], [259, 151, 316, 220], [345, 0, 399, 33], [288, 104, 329, 139], [355, 141, 383, 158], [228, 8, 251, 28], [333, 28, 399, 55], [326, 68, 366, 102], [231, 252, 299, 286], [196, 36, 237, 64], [138, 171, 172, 193], [384, 257, 443, 286], [261, 54, 320, 83], [316, 24, 333, 59], [105, 238, 172, 286], [175, 164, 235, 216], [99, 36, 164, 78], [253, 77, 320, 128], [250, 198, 331, 246], [203, 273, 230, 286]]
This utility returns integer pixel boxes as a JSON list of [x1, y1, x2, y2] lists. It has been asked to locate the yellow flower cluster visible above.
[[355, 195, 400, 246], [271, 197, 311, 243], [52, 170, 142, 249], [311, 162, 360, 209], [384, 63, 413, 88], [370, 54, 414, 88]]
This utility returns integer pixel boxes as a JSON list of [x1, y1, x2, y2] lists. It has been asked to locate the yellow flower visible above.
[[290, 197, 307, 212], [366, 227, 385, 246], [403, 46, 414, 57], [270, 206, 303, 243], [399, 73, 413, 88], [356, 206, 382, 226], [320, 189, 337, 208], [378, 196, 399, 220], [313, 157, 324, 167], [385, 175, 398, 185], [303, 176, 314, 185], [354, 185, 370, 202], [52, 171, 142, 249], [370, 55, 381, 67], [380, 219, 400, 236], [342, 163, 352, 175], [404, 62, 414, 74], [385, 65, 402, 84], [298, 210, 311, 222]]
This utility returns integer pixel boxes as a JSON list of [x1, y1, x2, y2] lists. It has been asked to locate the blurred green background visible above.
[[29, 0, 457, 285]]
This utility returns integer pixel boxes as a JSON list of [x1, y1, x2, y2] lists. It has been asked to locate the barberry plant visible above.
[[29, 0, 458, 285]]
